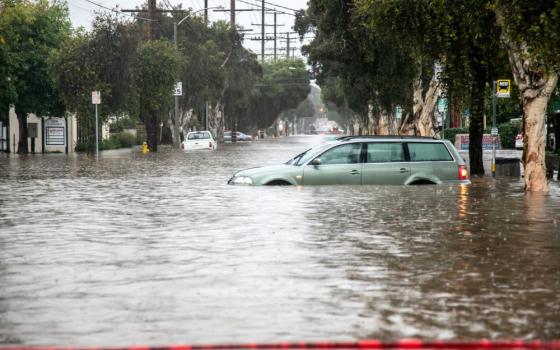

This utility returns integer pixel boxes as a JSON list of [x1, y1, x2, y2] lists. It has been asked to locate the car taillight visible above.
[[209, 141, 212, 148], [181, 143, 184, 149], [458, 165, 469, 180]]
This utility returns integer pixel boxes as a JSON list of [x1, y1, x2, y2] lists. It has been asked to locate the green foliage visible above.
[[75, 132, 138, 152], [245, 59, 310, 130], [0, 0, 70, 118], [132, 39, 179, 151], [442, 122, 521, 149], [109, 117, 138, 133], [49, 13, 141, 149], [494, 1, 560, 72], [498, 122, 521, 149], [442, 127, 469, 144]]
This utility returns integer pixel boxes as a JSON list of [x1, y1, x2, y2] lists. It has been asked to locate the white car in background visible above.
[[181, 131, 217, 151], [515, 134, 523, 149]]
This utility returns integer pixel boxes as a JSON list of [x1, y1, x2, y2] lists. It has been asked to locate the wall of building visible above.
[[8, 107, 77, 153]]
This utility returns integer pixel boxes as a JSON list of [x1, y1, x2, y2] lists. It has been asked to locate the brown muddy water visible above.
[[1, 135, 559, 346]]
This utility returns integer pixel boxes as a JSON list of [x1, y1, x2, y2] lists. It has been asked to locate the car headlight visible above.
[[231, 176, 253, 185]]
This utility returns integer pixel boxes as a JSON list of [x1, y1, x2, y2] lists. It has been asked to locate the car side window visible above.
[[408, 142, 453, 161], [316, 143, 362, 165], [366, 143, 405, 163]]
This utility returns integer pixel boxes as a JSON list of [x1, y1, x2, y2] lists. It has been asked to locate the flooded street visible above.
[[1, 136, 560, 345]]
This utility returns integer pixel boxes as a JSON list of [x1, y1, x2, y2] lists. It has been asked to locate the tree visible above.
[[0, 0, 70, 153], [246, 59, 310, 132], [295, 0, 417, 135], [354, 0, 507, 175], [132, 40, 180, 151], [49, 13, 141, 151], [494, 1, 560, 192]]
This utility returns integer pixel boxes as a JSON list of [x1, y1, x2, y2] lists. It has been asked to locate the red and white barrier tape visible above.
[[2, 340, 560, 350]]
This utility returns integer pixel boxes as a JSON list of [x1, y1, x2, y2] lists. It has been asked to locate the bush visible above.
[[498, 122, 521, 149], [75, 143, 88, 152], [100, 137, 119, 150], [110, 117, 138, 133], [442, 123, 521, 149], [442, 127, 468, 144], [112, 132, 137, 148], [75, 133, 139, 152]]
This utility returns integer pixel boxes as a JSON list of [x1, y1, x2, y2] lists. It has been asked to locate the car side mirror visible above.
[[311, 158, 322, 166]]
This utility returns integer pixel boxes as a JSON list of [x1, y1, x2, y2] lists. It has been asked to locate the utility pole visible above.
[[122, 0, 183, 40], [261, 0, 264, 62], [231, 0, 235, 29], [251, 20, 284, 62], [204, 0, 208, 24], [286, 32, 290, 59]]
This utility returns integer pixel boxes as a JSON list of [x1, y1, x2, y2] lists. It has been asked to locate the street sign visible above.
[[395, 106, 402, 121], [174, 82, 182, 96], [92, 91, 101, 104], [437, 97, 447, 113], [496, 79, 511, 98], [491, 127, 498, 136]]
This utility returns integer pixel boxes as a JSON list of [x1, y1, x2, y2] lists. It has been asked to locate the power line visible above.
[[80, 0, 155, 21], [237, 0, 294, 16], [263, 0, 297, 12]]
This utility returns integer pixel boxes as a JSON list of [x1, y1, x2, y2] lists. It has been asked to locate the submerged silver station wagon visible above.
[[228, 136, 470, 186]]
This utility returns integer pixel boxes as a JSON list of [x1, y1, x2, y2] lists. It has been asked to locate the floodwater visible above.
[[1, 135, 559, 346]]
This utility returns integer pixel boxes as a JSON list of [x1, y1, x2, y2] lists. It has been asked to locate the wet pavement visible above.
[[1, 135, 560, 345]]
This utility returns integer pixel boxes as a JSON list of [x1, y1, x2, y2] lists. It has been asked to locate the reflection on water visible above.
[[1, 136, 560, 345]]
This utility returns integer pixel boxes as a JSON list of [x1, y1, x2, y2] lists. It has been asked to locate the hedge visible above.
[[75, 132, 139, 152], [442, 122, 521, 149]]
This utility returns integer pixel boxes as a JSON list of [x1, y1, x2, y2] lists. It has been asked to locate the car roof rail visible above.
[[336, 135, 439, 141]]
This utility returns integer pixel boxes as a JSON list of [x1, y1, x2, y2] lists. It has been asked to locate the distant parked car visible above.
[[228, 136, 470, 186], [182, 131, 217, 151], [224, 131, 253, 142], [515, 134, 523, 149]]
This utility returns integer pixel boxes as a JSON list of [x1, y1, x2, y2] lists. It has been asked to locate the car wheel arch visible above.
[[265, 179, 293, 186], [406, 175, 440, 185]]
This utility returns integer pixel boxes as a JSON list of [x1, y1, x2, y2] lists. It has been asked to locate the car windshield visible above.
[[286, 142, 333, 166], [187, 132, 210, 140]]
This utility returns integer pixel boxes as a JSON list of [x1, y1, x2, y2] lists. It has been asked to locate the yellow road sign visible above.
[[496, 79, 511, 98]]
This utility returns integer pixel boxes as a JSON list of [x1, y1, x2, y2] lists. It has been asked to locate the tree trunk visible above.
[[469, 78, 485, 175], [170, 112, 181, 148], [146, 113, 158, 152], [521, 76, 557, 191], [495, 7, 559, 191], [412, 76, 441, 137], [16, 109, 28, 154], [374, 109, 390, 135]]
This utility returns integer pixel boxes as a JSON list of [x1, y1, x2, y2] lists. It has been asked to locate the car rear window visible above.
[[188, 132, 210, 140], [408, 142, 453, 161], [366, 142, 405, 163]]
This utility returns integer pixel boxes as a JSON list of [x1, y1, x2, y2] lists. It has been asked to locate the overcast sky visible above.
[[68, 0, 311, 59]]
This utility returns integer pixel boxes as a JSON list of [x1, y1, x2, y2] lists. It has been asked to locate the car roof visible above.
[[336, 135, 443, 143]]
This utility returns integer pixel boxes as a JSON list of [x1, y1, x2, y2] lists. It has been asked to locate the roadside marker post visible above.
[[493, 79, 511, 177], [91, 91, 101, 161]]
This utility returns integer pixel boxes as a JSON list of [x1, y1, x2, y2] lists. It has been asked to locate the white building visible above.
[[6, 106, 78, 153]]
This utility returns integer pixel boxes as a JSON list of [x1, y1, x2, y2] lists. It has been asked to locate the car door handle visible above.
[[399, 168, 409, 173], [350, 169, 360, 175]]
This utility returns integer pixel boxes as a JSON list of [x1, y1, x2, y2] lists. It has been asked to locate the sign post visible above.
[[92, 91, 101, 161], [174, 82, 182, 143], [492, 80, 511, 177]]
